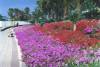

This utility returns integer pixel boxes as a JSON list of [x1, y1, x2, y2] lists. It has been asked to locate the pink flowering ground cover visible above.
[[14, 23, 100, 67]]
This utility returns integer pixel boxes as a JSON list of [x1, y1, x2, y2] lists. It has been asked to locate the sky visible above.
[[0, 0, 37, 17]]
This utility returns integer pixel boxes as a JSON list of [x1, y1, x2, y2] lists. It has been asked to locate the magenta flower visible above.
[[84, 27, 93, 33]]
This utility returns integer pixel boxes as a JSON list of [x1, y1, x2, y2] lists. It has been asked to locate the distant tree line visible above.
[[0, 14, 7, 21], [8, 7, 36, 23]]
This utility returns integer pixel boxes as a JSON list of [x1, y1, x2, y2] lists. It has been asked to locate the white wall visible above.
[[0, 21, 2, 27], [0, 21, 30, 28]]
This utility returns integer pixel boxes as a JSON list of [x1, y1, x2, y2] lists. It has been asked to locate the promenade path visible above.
[[0, 29, 26, 67]]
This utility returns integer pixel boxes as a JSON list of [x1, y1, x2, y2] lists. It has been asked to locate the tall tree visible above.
[[24, 7, 30, 14], [14, 8, 20, 20], [24, 7, 31, 20], [76, 0, 81, 20], [8, 8, 14, 20], [63, 0, 68, 18]]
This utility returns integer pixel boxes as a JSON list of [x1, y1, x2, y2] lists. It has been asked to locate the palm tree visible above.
[[14, 8, 20, 20], [8, 8, 14, 20], [8, 8, 15, 26], [24, 7, 31, 21], [24, 7, 30, 14], [76, 0, 81, 19], [63, 0, 68, 19]]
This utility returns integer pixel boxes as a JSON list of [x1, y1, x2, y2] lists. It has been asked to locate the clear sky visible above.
[[0, 0, 37, 17]]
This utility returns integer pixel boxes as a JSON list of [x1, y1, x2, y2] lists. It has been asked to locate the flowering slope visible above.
[[15, 23, 100, 67]]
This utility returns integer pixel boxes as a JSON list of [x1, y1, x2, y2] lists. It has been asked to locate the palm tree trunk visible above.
[[64, 0, 68, 19], [73, 0, 81, 31], [76, 0, 81, 19], [73, 24, 76, 31]]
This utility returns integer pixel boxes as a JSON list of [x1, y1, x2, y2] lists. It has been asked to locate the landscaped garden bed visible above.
[[14, 19, 100, 67]]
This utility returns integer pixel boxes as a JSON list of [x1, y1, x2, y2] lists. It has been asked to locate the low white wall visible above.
[[0, 21, 2, 27], [0, 21, 30, 28]]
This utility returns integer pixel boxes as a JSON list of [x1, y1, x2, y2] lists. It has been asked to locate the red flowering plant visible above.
[[65, 21, 74, 30], [87, 38, 98, 47], [95, 20, 100, 32], [33, 21, 99, 47], [76, 19, 100, 41], [32, 23, 42, 31], [51, 30, 71, 43], [76, 19, 98, 32], [56, 31, 98, 47], [42, 28, 99, 47], [40, 21, 73, 42], [57, 29, 97, 47], [93, 32, 100, 40], [76, 19, 89, 31], [42, 21, 73, 32], [54, 21, 74, 30]]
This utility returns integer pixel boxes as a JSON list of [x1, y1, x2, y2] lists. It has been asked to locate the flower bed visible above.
[[15, 19, 100, 67]]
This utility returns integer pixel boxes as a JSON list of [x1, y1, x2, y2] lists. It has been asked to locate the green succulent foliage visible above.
[[28, 19, 35, 24], [46, 18, 56, 23], [38, 18, 46, 26], [66, 61, 100, 67]]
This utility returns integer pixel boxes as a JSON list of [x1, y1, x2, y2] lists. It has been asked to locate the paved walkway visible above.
[[0, 29, 26, 67]]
